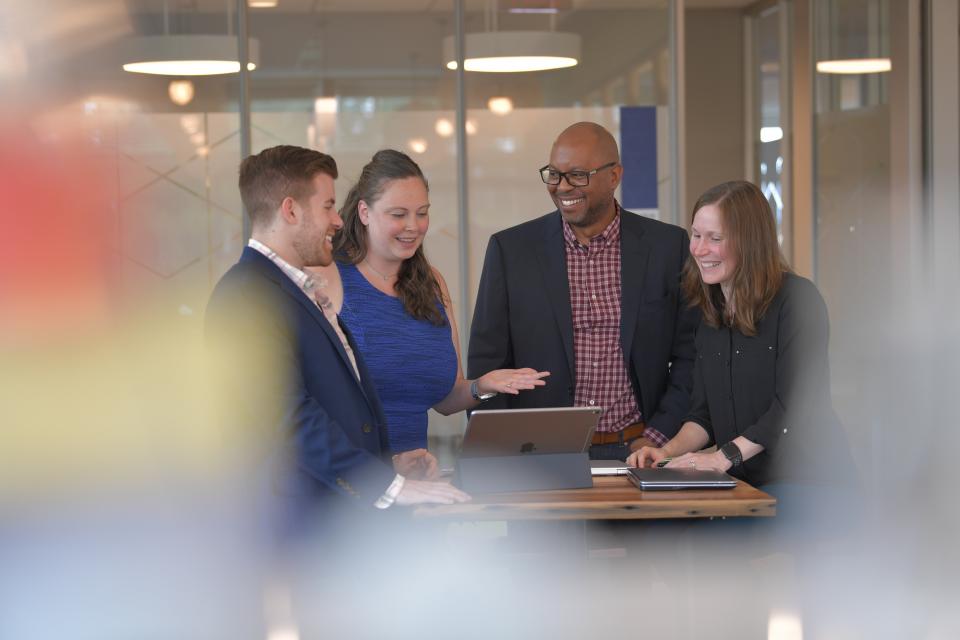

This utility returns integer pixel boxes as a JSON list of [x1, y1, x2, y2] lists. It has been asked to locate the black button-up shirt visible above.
[[684, 273, 847, 485]]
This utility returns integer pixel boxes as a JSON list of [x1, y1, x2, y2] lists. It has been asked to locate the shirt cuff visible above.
[[642, 426, 669, 447], [374, 474, 406, 509]]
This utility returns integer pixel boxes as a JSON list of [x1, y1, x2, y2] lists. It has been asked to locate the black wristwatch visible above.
[[470, 380, 497, 401], [719, 441, 743, 468]]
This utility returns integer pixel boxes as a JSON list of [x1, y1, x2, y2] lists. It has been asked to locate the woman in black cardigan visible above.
[[627, 180, 851, 487]]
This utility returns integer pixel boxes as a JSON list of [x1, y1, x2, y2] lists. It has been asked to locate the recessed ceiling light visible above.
[[435, 118, 454, 138], [408, 138, 428, 154], [487, 96, 514, 115], [314, 97, 338, 114], [168, 80, 195, 106]]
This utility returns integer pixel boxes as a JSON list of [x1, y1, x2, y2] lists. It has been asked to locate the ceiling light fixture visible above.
[[487, 96, 514, 115], [123, 35, 259, 75], [123, 1, 259, 76], [168, 79, 195, 106], [434, 118, 455, 138], [443, 31, 579, 73], [408, 138, 428, 154], [815, 58, 891, 74], [759, 126, 783, 143], [248, 0, 279, 7], [507, 0, 560, 14], [815, 1, 891, 76], [314, 97, 338, 114]]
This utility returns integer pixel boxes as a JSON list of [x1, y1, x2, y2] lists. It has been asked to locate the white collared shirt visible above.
[[247, 239, 360, 380]]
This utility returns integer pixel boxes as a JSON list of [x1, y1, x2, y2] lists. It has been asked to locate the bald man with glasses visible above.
[[468, 122, 699, 461]]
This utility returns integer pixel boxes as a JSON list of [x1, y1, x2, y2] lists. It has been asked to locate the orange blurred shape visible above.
[[0, 115, 114, 344]]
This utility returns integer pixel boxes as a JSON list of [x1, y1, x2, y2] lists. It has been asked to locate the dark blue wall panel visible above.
[[619, 106, 658, 211]]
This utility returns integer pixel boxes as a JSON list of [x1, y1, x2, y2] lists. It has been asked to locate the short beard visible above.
[[292, 220, 330, 268], [559, 192, 615, 230]]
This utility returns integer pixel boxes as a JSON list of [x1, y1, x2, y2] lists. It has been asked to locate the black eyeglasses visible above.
[[539, 162, 617, 187]]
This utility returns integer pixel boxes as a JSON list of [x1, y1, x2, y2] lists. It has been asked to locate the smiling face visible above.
[[690, 203, 737, 289], [546, 128, 621, 239], [358, 176, 430, 265], [291, 172, 340, 268]]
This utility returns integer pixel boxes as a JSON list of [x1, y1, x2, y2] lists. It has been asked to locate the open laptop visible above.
[[627, 467, 737, 491], [460, 406, 602, 458], [456, 407, 601, 493]]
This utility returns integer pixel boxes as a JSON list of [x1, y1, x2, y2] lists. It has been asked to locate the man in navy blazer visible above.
[[468, 123, 699, 461], [206, 145, 467, 534]]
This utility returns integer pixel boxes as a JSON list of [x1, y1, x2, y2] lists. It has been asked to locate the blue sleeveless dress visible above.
[[337, 262, 458, 453]]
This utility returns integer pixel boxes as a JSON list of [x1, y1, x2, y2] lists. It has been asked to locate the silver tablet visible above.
[[460, 406, 602, 458]]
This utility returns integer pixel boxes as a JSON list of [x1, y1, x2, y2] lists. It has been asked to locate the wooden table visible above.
[[415, 475, 776, 521]]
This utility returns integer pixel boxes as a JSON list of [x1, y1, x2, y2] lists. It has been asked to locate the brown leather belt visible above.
[[591, 422, 646, 446]]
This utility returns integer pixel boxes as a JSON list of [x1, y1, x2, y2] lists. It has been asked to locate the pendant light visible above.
[[122, 0, 260, 76], [816, 0, 891, 74], [443, 0, 579, 73]]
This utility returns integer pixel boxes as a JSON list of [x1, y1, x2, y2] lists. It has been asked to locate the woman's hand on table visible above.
[[626, 445, 668, 468], [664, 450, 732, 472]]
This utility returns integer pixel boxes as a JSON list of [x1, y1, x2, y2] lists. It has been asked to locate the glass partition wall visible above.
[[10, 0, 947, 485], [746, 1, 791, 256], [809, 0, 957, 505], [7, 1, 676, 458], [812, 0, 894, 482], [241, 1, 675, 456], [454, 2, 672, 456]]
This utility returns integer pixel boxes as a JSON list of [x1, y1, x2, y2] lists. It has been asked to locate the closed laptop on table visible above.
[[627, 467, 737, 491]]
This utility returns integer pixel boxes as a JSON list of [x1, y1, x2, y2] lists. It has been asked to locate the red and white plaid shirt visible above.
[[563, 206, 666, 445]]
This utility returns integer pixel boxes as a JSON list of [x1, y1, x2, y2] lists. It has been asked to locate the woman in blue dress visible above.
[[312, 150, 548, 467]]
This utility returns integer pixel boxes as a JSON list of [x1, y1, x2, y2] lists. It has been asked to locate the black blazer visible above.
[[467, 209, 699, 439], [686, 273, 853, 486], [205, 248, 397, 526]]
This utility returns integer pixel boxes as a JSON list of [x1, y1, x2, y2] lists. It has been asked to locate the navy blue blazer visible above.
[[205, 247, 396, 515], [467, 209, 699, 439]]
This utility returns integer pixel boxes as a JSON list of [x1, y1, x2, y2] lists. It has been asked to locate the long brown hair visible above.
[[334, 149, 446, 326], [682, 180, 791, 336]]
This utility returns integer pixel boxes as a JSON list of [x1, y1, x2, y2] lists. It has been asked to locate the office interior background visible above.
[[2, 0, 959, 637]]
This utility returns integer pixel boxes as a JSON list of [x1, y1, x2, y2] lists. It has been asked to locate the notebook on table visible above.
[[627, 467, 737, 491], [590, 460, 631, 476]]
